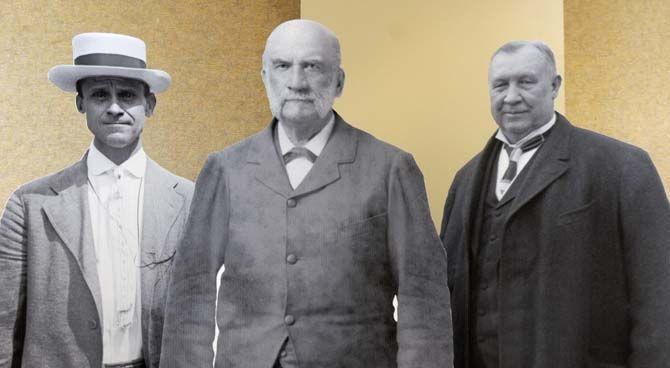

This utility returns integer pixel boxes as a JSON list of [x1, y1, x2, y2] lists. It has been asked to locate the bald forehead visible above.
[[263, 20, 341, 66]]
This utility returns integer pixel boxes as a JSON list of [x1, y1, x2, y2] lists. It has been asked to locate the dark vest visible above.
[[469, 142, 538, 368]]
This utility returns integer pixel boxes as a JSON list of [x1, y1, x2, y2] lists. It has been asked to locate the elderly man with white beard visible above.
[[160, 19, 454, 368]]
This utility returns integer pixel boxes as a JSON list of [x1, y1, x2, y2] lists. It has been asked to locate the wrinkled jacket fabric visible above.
[[441, 114, 670, 368], [0, 157, 194, 368], [161, 115, 454, 368]]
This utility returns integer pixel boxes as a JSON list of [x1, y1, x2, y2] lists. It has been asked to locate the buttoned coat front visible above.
[[161, 115, 454, 368], [440, 114, 670, 368], [0, 157, 194, 368]]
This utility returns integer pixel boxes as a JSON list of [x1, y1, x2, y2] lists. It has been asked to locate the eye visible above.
[[305, 62, 321, 71], [492, 82, 507, 90], [119, 91, 136, 100], [275, 62, 289, 70], [91, 90, 108, 99], [519, 78, 536, 86]]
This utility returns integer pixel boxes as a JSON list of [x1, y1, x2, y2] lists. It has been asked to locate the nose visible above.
[[287, 66, 309, 92], [105, 99, 124, 119], [503, 84, 522, 104]]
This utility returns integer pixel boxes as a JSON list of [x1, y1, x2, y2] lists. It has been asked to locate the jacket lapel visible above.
[[247, 112, 357, 199], [464, 136, 500, 256], [508, 114, 572, 218], [291, 113, 357, 198], [247, 121, 293, 199], [42, 159, 103, 323], [140, 159, 184, 260]]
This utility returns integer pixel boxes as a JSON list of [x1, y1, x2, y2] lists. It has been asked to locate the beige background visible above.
[[302, 0, 565, 225], [0, 0, 299, 206], [565, 0, 670, 192], [4, 2, 668, 225]]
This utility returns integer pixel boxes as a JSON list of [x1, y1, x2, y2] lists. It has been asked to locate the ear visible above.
[[551, 74, 563, 99], [335, 68, 345, 97], [261, 67, 268, 84], [76, 94, 85, 113], [145, 93, 156, 117]]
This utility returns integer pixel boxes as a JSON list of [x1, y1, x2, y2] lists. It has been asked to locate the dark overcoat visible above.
[[440, 113, 670, 368], [161, 115, 454, 368], [0, 157, 194, 367]]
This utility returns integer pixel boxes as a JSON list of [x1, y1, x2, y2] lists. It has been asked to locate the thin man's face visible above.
[[78, 77, 152, 151], [488, 46, 560, 142]]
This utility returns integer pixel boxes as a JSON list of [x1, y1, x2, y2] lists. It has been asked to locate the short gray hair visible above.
[[492, 40, 557, 76]]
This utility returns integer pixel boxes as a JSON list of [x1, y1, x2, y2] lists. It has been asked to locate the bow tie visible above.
[[283, 147, 317, 164], [503, 133, 545, 155]]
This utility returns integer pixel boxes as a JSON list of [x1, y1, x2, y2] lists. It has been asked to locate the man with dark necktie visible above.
[[160, 19, 454, 368], [440, 40, 670, 367]]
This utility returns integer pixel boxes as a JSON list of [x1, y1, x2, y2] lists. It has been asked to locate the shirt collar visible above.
[[495, 112, 556, 147], [277, 114, 335, 156], [87, 142, 147, 178]]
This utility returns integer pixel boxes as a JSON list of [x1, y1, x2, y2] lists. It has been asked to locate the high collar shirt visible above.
[[494, 113, 556, 200], [277, 114, 335, 189], [86, 143, 146, 364]]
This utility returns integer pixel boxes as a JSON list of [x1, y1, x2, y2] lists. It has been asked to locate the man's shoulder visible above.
[[205, 129, 264, 166], [12, 160, 85, 198], [146, 159, 194, 195], [340, 120, 414, 167], [569, 122, 647, 158]]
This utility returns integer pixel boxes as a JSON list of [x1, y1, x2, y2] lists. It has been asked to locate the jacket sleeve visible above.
[[439, 172, 461, 294], [387, 152, 454, 367], [619, 150, 670, 366], [0, 192, 28, 367], [161, 154, 228, 368]]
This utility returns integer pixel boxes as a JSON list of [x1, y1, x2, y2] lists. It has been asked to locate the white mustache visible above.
[[280, 92, 317, 102]]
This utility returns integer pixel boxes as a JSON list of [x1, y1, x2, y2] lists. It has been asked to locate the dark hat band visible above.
[[74, 53, 146, 69]]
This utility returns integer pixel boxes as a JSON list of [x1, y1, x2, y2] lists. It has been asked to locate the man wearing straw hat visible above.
[[0, 33, 193, 368]]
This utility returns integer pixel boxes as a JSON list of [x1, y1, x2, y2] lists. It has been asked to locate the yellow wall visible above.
[[565, 0, 670, 192], [0, 0, 299, 206], [302, 0, 565, 225]]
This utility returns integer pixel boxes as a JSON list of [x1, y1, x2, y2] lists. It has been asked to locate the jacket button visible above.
[[494, 211, 502, 218], [280, 350, 288, 358], [88, 319, 98, 329], [489, 235, 497, 242], [478, 309, 486, 316], [287, 199, 297, 207], [286, 254, 297, 264], [480, 283, 488, 290], [284, 315, 295, 325]]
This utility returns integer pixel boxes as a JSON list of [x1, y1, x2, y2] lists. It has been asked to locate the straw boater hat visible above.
[[48, 32, 171, 93]]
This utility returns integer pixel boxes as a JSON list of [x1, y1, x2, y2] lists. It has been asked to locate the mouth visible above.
[[502, 110, 528, 115], [284, 98, 314, 103], [103, 121, 132, 125]]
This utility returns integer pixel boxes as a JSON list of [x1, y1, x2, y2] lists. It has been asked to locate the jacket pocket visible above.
[[557, 200, 595, 226], [337, 212, 388, 241], [323, 212, 388, 261]]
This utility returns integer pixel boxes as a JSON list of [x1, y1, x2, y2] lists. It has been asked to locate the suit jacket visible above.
[[0, 156, 194, 368], [161, 114, 454, 368], [440, 113, 670, 368]]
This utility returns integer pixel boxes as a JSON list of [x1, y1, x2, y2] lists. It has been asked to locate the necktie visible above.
[[499, 134, 545, 193], [283, 147, 317, 164]]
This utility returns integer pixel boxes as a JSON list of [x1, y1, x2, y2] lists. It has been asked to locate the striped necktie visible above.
[[283, 147, 317, 164], [501, 133, 545, 187]]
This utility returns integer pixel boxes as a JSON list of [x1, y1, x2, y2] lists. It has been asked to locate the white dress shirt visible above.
[[494, 113, 556, 200], [86, 143, 145, 364], [277, 115, 335, 189]]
